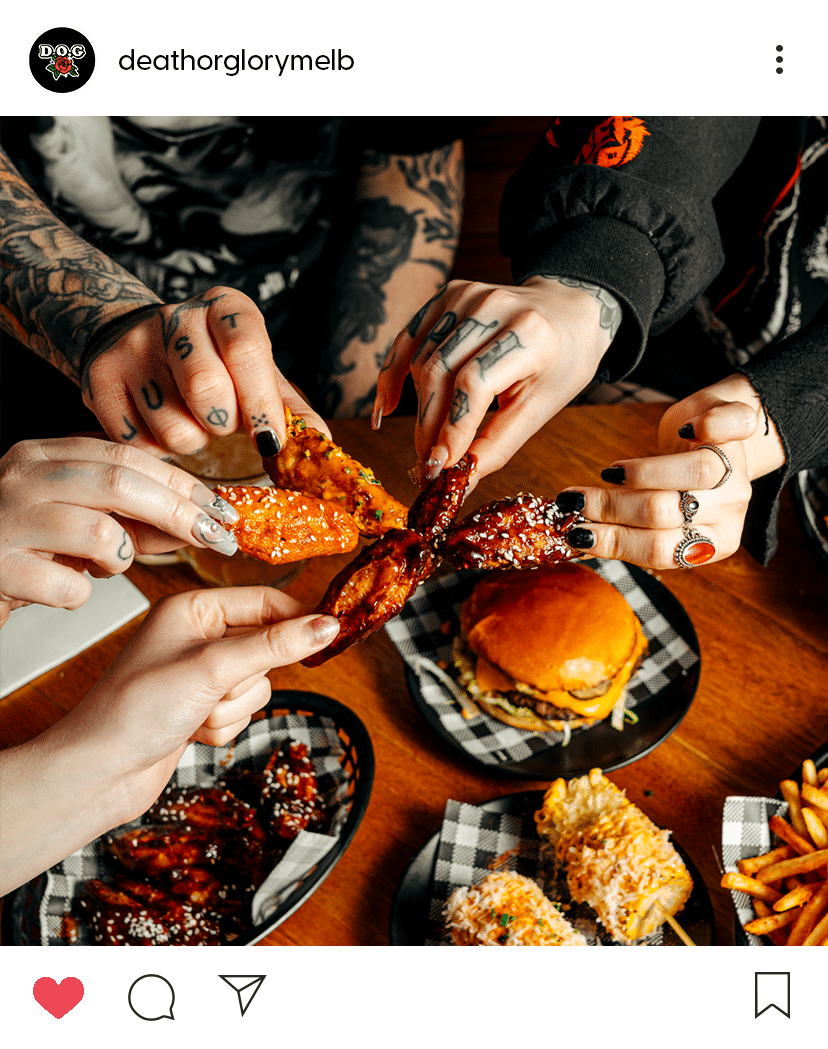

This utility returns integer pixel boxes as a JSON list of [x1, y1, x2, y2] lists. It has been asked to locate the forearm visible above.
[[0, 148, 161, 384], [318, 141, 464, 417], [0, 722, 129, 895]]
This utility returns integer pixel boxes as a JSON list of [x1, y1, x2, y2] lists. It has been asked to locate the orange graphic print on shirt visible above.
[[575, 117, 650, 167]]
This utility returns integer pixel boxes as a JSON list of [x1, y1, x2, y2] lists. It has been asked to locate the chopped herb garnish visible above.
[[644, 789, 653, 796], [343, 467, 352, 474], [374, 509, 383, 520]]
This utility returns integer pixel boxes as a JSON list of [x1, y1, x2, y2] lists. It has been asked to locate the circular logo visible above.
[[29, 27, 95, 92]]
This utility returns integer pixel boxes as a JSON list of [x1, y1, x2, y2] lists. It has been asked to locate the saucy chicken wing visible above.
[[262, 408, 408, 537], [439, 493, 586, 570], [213, 484, 359, 564], [301, 528, 440, 667]]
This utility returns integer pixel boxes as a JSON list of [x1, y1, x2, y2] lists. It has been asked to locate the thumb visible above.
[[203, 612, 340, 690], [660, 394, 759, 452]]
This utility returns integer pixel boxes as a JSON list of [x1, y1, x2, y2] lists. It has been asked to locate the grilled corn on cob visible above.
[[445, 870, 587, 946], [535, 768, 693, 943]]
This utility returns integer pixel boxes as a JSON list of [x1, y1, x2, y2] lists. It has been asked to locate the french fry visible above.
[[773, 882, 819, 911], [801, 783, 828, 813], [768, 814, 815, 855], [744, 909, 801, 937], [785, 879, 828, 946], [729, 759, 828, 946], [755, 849, 828, 883], [803, 807, 828, 849], [802, 909, 828, 947], [780, 780, 808, 836], [737, 844, 794, 875], [721, 872, 782, 904]]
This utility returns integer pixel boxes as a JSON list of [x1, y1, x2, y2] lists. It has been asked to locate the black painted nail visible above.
[[567, 527, 595, 549], [556, 490, 586, 513], [600, 466, 625, 484], [678, 423, 695, 439], [255, 428, 281, 458]]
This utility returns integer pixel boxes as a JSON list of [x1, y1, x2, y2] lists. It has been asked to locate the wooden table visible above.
[[2, 404, 826, 945]]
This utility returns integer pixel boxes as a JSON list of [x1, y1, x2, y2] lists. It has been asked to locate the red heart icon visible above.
[[33, 977, 85, 1018]]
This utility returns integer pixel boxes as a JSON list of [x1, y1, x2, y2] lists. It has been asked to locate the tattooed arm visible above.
[[0, 147, 325, 455], [316, 140, 464, 418], [0, 146, 161, 383], [375, 274, 621, 485]]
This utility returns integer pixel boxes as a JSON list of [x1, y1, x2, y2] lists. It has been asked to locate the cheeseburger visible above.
[[453, 563, 648, 732]]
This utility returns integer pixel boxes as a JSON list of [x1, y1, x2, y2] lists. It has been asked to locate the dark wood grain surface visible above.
[[3, 406, 826, 946]]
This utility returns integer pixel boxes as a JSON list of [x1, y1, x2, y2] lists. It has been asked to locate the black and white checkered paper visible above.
[[36, 713, 351, 946], [385, 560, 699, 766], [427, 798, 667, 946], [721, 794, 789, 946]]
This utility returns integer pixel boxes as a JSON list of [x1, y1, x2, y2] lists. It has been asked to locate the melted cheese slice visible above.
[[475, 622, 648, 721]]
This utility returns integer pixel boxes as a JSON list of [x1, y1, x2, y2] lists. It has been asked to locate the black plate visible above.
[[1, 690, 374, 947], [390, 790, 714, 946], [733, 739, 828, 946], [789, 469, 828, 576], [404, 562, 700, 779]]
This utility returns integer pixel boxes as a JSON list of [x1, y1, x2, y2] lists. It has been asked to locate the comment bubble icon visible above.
[[128, 974, 176, 1021]]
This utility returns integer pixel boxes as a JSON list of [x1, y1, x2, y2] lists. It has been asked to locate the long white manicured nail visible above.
[[191, 483, 240, 525], [192, 514, 237, 556]]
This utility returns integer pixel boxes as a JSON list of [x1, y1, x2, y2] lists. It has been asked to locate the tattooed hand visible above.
[[0, 436, 245, 626], [0, 149, 324, 457], [80, 287, 328, 457], [374, 275, 622, 485]]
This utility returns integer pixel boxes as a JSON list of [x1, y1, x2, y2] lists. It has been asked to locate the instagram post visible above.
[[1, 1, 827, 1038]]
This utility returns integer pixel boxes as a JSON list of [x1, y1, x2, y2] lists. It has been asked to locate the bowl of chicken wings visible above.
[[2, 690, 373, 946]]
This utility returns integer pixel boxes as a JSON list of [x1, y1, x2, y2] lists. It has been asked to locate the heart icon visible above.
[[33, 977, 85, 1018]]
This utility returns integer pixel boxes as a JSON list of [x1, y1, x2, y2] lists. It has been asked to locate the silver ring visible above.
[[674, 527, 716, 569], [678, 491, 700, 525], [698, 444, 732, 489]]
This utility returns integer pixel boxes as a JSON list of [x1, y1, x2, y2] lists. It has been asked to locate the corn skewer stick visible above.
[[655, 901, 696, 946]]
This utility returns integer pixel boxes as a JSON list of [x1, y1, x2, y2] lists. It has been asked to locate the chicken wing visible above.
[[439, 493, 586, 570], [213, 484, 359, 564], [262, 408, 408, 537]]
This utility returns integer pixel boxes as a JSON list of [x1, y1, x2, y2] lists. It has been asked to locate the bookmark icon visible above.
[[219, 975, 266, 1018]]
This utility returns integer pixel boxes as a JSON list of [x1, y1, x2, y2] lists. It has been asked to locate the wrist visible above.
[[523, 274, 621, 367]]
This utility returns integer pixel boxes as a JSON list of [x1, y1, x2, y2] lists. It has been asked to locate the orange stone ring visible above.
[[675, 526, 716, 568]]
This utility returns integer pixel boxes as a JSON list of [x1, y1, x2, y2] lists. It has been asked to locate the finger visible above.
[[190, 716, 253, 748], [376, 288, 450, 418], [204, 288, 290, 444], [83, 383, 170, 457], [126, 370, 208, 455], [199, 676, 272, 731], [25, 503, 136, 575], [565, 522, 732, 570], [677, 399, 759, 446], [454, 383, 563, 482], [602, 445, 742, 492], [164, 295, 240, 440], [31, 450, 239, 556], [1, 549, 92, 610], [557, 485, 692, 530], [414, 318, 510, 468]]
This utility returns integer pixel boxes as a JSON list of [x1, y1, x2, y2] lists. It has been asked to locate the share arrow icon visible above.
[[219, 975, 266, 1017]]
